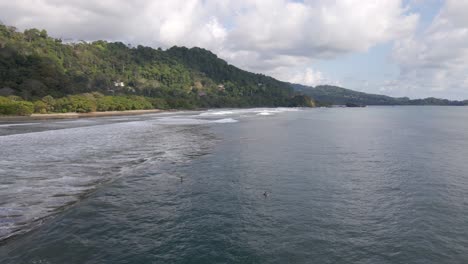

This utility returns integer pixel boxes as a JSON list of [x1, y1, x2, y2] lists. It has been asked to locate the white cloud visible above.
[[0, 0, 227, 50], [392, 0, 468, 99], [269, 67, 339, 87], [296, 68, 325, 86], [229, 0, 418, 58], [225, 0, 418, 86], [0, 0, 421, 92]]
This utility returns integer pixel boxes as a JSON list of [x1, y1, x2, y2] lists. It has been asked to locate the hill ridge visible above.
[[291, 83, 467, 106]]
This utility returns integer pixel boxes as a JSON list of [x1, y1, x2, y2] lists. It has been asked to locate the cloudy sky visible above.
[[1, 0, 467, 99]]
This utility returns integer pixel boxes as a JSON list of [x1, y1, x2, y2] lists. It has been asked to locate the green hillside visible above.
[[0, 24, 313, 115], [291, 84, 467, 106]]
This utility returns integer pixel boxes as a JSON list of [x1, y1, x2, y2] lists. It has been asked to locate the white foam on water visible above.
[[155, 117, 209, 125], [198, 107, 302, 118], [0, 122, 39, 127], [155, 117, 238, 125], [251, 108, 301, 116], [257, 112, 274, 116], [198, 110, 236, 116], [212, 118, 238, 123], [0, 120, 215, 241]]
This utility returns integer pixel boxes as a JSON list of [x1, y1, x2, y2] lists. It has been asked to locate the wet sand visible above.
[[0, 109, 165, 121]]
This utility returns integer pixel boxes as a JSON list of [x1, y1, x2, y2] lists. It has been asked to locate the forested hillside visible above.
[[0, 24, 313, 115], [292, 84, 467, 106]]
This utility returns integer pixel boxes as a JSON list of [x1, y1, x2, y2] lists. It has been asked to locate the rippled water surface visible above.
[[1, 107, 468, 263]]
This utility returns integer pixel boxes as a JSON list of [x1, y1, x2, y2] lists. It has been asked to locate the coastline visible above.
[[0, 109, 166, 121]]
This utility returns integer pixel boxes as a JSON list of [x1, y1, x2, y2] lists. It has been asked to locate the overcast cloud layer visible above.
[[0, 0, 467, 99]]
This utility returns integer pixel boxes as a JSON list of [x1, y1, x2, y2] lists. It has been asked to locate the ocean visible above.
[[1, 106, 468, 263]]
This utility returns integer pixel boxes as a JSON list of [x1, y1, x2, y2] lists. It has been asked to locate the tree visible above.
[[34, 100, 47, 113], [24, 28, 41, 42], [42, 95, 56, 112]]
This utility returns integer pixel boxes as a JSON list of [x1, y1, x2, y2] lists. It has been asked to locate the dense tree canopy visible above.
[[0, 24, 314, 115]]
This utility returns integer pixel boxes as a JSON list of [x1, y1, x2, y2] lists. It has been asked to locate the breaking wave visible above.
[[199, 107, 302, 117], [154, 117, 238, 125], [0, 121, 215, 242]]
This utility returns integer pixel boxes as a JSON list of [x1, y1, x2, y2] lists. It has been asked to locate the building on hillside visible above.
[[114, 81, 125, 87]]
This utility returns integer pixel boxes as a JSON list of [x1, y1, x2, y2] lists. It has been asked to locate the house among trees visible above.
[[114, 81, 125, 87], [217, 84, 225, 91]]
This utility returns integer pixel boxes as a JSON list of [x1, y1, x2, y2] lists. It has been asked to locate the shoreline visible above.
[[0, 109, 167, 121]]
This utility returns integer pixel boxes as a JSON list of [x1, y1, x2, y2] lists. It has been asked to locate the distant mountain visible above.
[[291, 84, 467, 106]]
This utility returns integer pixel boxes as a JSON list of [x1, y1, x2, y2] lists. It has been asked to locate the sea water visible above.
[[1, 107, 468, 263]]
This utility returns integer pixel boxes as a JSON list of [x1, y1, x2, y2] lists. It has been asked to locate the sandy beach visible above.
[[0, 109, 165, 121]]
